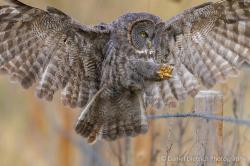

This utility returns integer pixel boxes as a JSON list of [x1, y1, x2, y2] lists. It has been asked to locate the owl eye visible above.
[[140, 31, 148, 38]]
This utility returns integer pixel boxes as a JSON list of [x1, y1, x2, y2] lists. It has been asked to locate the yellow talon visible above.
[[157, 64, 174, 79]]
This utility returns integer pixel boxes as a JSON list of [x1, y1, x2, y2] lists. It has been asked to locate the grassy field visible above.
[[1, 0, 250, 166]]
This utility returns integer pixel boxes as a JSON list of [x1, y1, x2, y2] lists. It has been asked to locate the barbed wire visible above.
[[147, 112, 250, 127]]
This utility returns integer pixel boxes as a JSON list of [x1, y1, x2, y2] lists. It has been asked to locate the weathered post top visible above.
[[195, 90, 223, 98], [194, 90, 223, 166]]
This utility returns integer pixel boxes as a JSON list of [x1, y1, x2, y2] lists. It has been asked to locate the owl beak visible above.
[[146, 39, 152, 49]]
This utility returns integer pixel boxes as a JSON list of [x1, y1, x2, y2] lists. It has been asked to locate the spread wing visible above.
[[144, 0, 250, 108], [0, 0, 110, 108]]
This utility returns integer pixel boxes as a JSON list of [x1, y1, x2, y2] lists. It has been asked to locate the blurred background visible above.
[[1, 0, 250, 165]]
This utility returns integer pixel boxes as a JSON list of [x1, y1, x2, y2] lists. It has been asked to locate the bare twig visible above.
[[164, 143, 173, 166], [149, 111, 160, 166], [124, 138, 133, 166], [109, 141, 123, 166]]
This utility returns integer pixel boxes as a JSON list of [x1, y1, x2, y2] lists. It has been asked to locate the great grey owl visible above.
[[0, 0, 250, 143]]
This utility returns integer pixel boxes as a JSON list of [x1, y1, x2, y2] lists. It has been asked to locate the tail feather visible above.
[[75, 89, 148, 143], [75, 88, 104, 143], [101, 93, 148, 141]]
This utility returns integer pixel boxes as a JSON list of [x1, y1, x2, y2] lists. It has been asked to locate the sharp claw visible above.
[[157, 64, 174, 79]]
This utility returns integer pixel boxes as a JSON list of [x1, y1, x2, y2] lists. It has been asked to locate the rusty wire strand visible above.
[[147, 112, 250, 127]]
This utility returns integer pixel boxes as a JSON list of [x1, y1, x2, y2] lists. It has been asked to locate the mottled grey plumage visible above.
[[0, 0, 250, 143]]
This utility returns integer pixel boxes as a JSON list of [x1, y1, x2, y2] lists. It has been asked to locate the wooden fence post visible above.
[[194, 90, 223, 166]]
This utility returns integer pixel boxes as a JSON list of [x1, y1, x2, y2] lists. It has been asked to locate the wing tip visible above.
[[5, 0, 26, 6]]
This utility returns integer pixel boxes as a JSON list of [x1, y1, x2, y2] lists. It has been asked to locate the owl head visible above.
[[112, 13, 165, 56]]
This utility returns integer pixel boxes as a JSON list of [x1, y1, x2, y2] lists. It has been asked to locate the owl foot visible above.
[[157, 64, 174, 79]]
